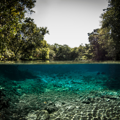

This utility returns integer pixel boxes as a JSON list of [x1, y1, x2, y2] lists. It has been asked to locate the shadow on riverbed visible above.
[[0, 65, 38, 81]]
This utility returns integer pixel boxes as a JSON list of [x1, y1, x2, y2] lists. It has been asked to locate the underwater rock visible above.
[[100, 94, 119, 100], [0, 89, 10, 109], [97, 72, 100, 75], [53, 83, 61, 88], [55, 101, 63, 108], [109, 96, 118, 100], [25, 110, 40, 120], [87, 97, 95, 103], [54, 101, 66, 109], [81, 97, 95, 104], [71, 80, 82, 84], [44, 102, 58, 114], [101, 72, 105, 74], [82, 100, 90, 104], [97, 72, 106, 75], [36, 110, 50, 120]]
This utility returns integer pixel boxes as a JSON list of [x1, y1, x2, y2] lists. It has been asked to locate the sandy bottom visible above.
[[0, 69, 120, 120]]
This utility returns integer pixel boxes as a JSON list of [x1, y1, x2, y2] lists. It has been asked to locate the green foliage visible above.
[[41, 48, 49, 60], [55, 44, 72, 60], [100, 0, 120, 60], [0, 0, 50, 61], [48, 43, 90, 61], [49, 49, 56, 60], [2, 0, 120, 61], [0, 0, 36, 55], [71, 47, 79, 60], [86, 0, 120, 61], [88, 28, 111, 61]]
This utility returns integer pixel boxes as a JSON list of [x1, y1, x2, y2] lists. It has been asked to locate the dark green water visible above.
[[0, 63, 120, 120]]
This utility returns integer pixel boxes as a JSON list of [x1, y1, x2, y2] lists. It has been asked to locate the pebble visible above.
[[36, 110, 50, 120]]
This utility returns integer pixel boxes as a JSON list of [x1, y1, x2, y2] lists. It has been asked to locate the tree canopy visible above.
[[87, 0, 120, 61], [0, 0, 50, 61]]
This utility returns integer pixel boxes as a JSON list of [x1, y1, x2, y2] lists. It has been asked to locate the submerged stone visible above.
[[36, 110, 50, 120]]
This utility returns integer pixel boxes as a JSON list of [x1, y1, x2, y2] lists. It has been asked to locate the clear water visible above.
[[0, 63, 120, 119]]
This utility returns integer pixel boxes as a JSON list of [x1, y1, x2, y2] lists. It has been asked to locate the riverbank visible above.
[[0, 60, 120, 64]]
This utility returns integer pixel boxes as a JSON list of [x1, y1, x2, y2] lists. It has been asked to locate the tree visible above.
[[0, 0, 36, 59], [97, 28, 114, 60], [88, 29, 108, 61], [84, 44, 93, 60], [1, 16, 49, 60], [55, 44, 71, 60], [71, 47, 79, 60], [49, 49, 56, 60], [101, 0, 120, 60]]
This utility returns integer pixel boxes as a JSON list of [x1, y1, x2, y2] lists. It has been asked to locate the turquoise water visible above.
[[0, 64, 120, 119]]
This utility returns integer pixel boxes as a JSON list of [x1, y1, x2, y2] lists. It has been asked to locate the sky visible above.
[[29, 0, 108, 48]]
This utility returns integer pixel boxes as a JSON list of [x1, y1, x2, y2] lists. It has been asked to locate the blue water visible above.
[[1, 63, 120, 119], [0, 64, 120, 95]]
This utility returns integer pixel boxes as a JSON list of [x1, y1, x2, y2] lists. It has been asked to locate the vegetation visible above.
[[0, 0, 120, 62], [48, 0, 120, 61], [87, 0, 120, 61], [47, 43, 89, 61], [0, 0, 49, 61]]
